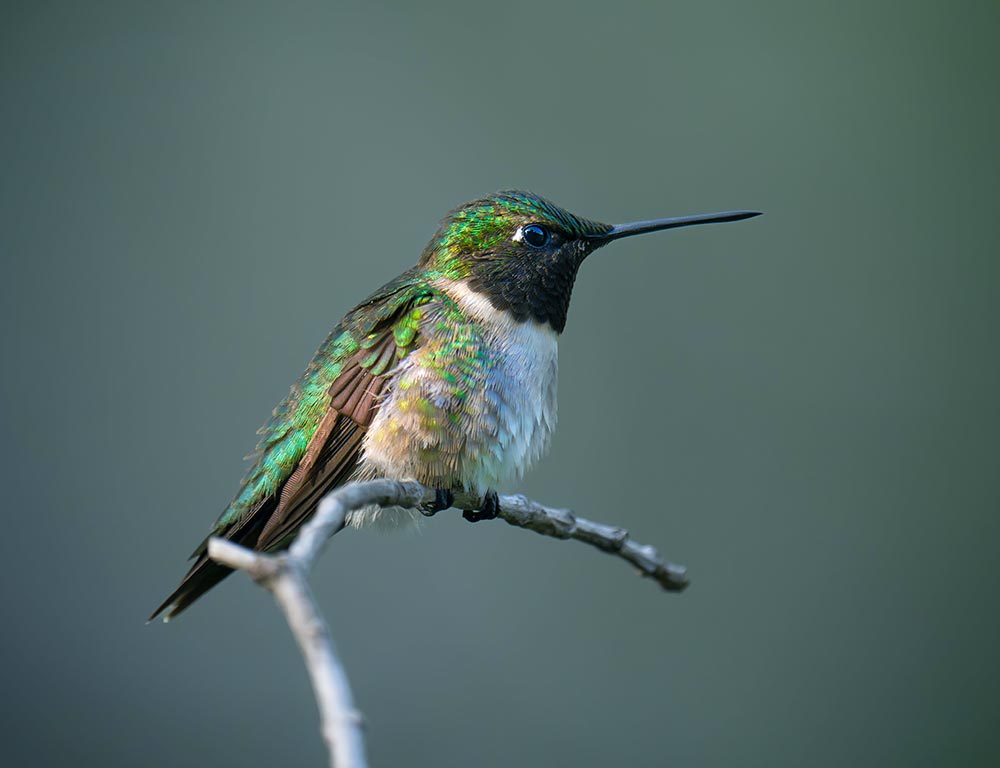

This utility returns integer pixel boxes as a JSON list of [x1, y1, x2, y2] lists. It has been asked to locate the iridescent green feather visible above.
[[216, 192, 605, 531], [215, 270, 430, 529], [418, 191, 609, 277]]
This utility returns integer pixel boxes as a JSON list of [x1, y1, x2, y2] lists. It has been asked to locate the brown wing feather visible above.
[[150, 340, 402, 621], [255, 412, 366, 549], [267, 407, 343, 536], [150, 286, 427, 621], [253, 335, 402, 550], [329, 333, 396, 426], [150, 410, 367, 621]]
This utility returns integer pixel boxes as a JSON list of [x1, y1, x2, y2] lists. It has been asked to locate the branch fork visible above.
[[208, 480, 689, 768]]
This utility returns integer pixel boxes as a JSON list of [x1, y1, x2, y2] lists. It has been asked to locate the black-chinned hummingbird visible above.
[[151, 191, 759, 620]]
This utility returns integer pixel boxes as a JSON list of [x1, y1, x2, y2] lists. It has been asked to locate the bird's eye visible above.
[[522, 224, 549, 248]]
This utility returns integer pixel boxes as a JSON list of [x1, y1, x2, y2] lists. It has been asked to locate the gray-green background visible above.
[[2, 1, 997, 765]]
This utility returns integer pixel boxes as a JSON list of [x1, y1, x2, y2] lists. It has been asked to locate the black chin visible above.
[[466, 241, 591, 332]]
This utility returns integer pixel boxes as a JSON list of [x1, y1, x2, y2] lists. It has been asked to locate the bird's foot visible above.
[[421, 488, 454, 517], [463, 489, 500, 523]]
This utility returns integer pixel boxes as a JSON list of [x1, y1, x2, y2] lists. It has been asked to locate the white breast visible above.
[[442, 280, 560, 489], [353, 279, 559, 529]]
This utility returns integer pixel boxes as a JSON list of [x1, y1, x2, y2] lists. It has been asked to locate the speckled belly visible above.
[[359, 283, 559, 496]]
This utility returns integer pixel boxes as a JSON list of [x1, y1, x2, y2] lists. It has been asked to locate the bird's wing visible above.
[[150, 272, 434, 620]]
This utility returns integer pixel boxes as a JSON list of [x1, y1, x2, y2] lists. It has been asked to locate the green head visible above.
[[419, 190, 759, 332]]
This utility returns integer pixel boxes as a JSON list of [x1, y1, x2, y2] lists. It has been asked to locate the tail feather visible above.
[[150, 412, 365, 622], [148, 557, 234, 622], [148, 496, 276, 622]]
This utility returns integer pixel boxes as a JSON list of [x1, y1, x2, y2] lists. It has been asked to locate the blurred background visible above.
[[2, 1, 998, 765]]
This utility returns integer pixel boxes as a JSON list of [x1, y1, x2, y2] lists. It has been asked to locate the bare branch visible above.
[[208, 479, 689, 768], [454, 491, 689, 592], [208, 545, 368, 768]]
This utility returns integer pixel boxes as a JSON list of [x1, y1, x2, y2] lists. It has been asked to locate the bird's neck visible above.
[[430, 258, 580, 333], [433, 277, 562, 339]]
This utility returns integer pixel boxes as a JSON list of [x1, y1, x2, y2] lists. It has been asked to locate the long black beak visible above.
[[592, 210, 761, 241]]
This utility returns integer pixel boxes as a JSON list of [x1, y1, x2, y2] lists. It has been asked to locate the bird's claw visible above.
[[421, 488, 454, 517], [463, 489, 500, 523]]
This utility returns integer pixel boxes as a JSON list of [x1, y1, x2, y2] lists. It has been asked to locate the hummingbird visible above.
[[151, 191, 759, 621]]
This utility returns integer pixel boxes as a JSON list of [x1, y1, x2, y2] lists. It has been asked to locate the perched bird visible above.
[[151, 191, 759, 620]]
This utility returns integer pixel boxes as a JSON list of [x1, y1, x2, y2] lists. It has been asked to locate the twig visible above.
[[208, 479, 689, 768], [451, 490, 689, 591]]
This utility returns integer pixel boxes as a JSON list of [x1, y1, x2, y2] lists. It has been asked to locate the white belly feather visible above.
[[349, 280, 558, 526], [439, 280, 559, 488]]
